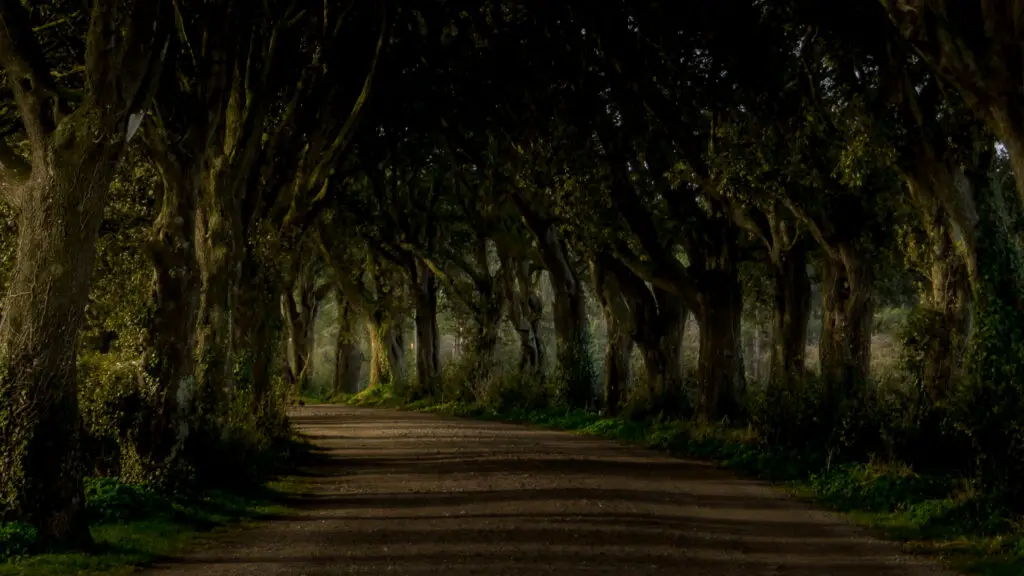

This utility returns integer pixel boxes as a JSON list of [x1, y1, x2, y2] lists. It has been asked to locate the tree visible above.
[[0, 0, 168, 546]]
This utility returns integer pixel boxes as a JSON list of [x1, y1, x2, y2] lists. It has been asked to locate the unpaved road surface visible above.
[[144, 405, 955, 575]]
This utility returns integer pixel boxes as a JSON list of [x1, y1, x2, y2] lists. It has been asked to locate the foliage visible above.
[[83, 478, 167, 524], [0, 481, 292, 575], [0, 522, 36, 561]]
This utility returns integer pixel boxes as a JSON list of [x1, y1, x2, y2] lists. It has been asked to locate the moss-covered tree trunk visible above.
[[334, 299, 363, 395], [695, 268, 745, 421], [194, 186, 242, 408], [920, 223, 972, 401], [235, 252, 281, 406], [135, 151, 202, 486], [366, 310, 406, 389], [770, 244, 811, 388], [410, 259, 441, 396], [819, 244, 874, 409], [0, 123, 127, 547], [0, 0, 165, 545]]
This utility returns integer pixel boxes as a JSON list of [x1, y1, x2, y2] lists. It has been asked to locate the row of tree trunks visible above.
[[527, 214, 592, 407]]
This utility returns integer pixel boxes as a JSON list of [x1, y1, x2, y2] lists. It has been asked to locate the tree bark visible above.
[[0, 127, 126, 546], [365, 310, 406, 389], [819, 244, 874, 408], [410, 259, 441, 396], [334, 299, 363, 396], [0, 0, 166, 542], [922, 225, 972, 401], [695, 268, 745, 422], [134, 149, 202, 487], [770, 244, 812, 388]]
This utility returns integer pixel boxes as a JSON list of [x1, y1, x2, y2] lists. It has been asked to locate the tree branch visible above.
[[0, 0, 61, 145]]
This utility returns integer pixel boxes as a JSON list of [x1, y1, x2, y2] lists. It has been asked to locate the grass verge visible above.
[[0, 438, 312, 576], [339, 386, 1024, 575]]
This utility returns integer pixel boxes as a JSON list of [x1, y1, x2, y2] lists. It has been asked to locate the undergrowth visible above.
[[0, 435, 312, 575], [336, 384, 1024, 575]]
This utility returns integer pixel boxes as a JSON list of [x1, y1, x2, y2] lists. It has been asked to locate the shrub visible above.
[[84, 477, 168, 523], [810, 462, 952, 513], [0, 522, 36, 561]]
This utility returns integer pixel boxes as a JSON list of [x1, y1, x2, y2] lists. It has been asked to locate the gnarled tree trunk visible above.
[[0, 128, 126, 546], [135, 151, 202, 486], [366, 310, 406, 389], [0, 0, 165, 545], [819, 244, 874, 408]]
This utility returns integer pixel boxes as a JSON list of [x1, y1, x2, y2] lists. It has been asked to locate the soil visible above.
[[143, 404, 957, 575]]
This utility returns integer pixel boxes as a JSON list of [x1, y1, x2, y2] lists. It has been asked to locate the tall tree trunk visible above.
[[231, 245, 282, 409], [695, 269, 745, 422], [770, 245, 812, 388], [0, 125, 127, 546], [135, 152, 202, 486], [334, 299, 363, 395], [0, 0, 163, 544], [194, 180, 242, 411], [366, 310, 406, 389], [897, 194, 974, 404], [637, 291, 687, 415], [819, 244, 874, 408], [410, 260, 441, 396]]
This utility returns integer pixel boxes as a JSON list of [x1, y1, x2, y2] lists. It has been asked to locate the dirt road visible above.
[[144, 404, 955, 575]]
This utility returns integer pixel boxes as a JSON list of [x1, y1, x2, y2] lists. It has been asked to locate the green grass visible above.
[[334, 388, 1024, 575], [1, 434, 314, 576], [0, 479, 299, 576]]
